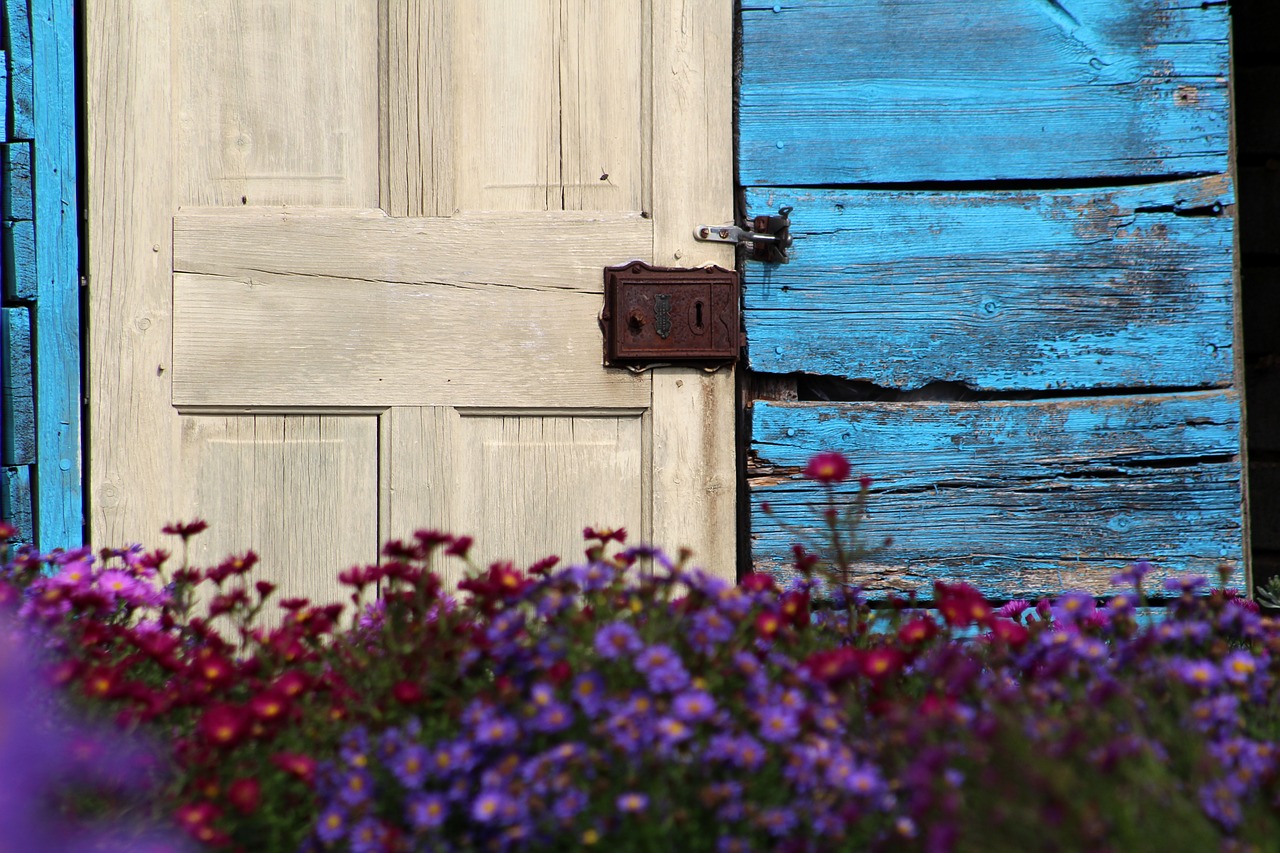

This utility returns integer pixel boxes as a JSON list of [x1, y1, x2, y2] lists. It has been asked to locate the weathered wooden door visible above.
[[87, 0, 735, 598], [742, 0, 1246, 599]]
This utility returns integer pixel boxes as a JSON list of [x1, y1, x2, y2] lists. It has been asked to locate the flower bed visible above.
[[1, 455, 1277, 852]]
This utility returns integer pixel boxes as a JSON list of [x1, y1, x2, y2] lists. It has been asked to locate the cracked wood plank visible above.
[[745, 176, 1235, 391], [749, 392, 1244, 599], [172, 208, 652, 408], [740, 0, 1229, 184]]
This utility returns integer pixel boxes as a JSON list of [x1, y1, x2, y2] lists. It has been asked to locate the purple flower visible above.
[[1050, 591, 1096, 624], [617, 792, 649, 813], [594, 621, 643, 659], [474, 713, 519, 747], [530, 700, 573, 733], [1111, 560, 1153, 588], [552, 787, 588, 824], [471, 790, 514, 824], [655, 715, 693, 746], [1164, 575, 1208, 595], [1174, 658, 1220, 690], [758, 706, 800, 743], [672, 689, 717, 723], [758, 806, 797, 837], [407, 792, 448, 831], [569, 673, 606, 718], [391, 743, 429, 788], [349, 817, 384, 853], [688, 609, 735, 653], [1221, 651, 1257, 684], [338, 769, 374, 806], [316, 806, 347, 844]]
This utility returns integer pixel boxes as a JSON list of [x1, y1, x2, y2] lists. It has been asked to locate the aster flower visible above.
[[470, 789, 514, 824], [593, 621, 643, 659], [672, 689, 717, 722], [316, 806, 347, 844], [616, 792, 649, 813], [407, 792, 448, 831], [758, 706, 800, 743]]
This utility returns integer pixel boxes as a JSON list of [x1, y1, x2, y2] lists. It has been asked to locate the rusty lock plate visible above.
[[602, 261, 740, 367]]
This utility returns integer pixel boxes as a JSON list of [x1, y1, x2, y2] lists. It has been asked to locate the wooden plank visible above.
[[171, 209, 652, 409], [745, 177, 1235, 391], [2, 49, 8, 140], [1, 218, 34, 300], [179, 415, 378, 605], [29, 0, 80, 548], [1238, 165, 1280, 256], [750, 392, 1245, 599], [2, 141, 33, 220], [1, 464, 32, 545], [740, 0, 1230, 185], [87, 0, 179, 549], [1235, 68, 1280, 157], [650, 0, 737, 580], [4, 0, 34, 140], [2, 306, 33, 464], [379, 0, 453, 217]]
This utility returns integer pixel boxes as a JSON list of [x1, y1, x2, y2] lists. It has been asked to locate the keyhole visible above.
[[695, 301, 704, 329]]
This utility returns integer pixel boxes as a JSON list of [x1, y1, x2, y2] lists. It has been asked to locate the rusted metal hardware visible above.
[[694, 206, 793, 263], [601, 261, 740, 367]]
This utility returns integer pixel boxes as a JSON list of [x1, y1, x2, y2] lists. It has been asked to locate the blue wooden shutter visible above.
[[741, 0, 1244, 599], [2, 0, 80, 549]]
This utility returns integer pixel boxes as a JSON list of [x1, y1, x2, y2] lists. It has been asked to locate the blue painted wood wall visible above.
[[741, 0, 1244, 600], [1, 0, 80, 550]]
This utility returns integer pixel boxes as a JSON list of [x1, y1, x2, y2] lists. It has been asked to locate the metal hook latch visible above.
[[694, 206, 793, 263]]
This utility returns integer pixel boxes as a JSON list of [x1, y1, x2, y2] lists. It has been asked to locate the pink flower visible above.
[[803, 452, 851, 484]]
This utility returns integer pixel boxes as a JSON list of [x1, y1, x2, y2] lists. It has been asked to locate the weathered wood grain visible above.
[[379, 0, 452, 217], [171, 209, 652, 408], [29, 0, 81, 549], [650, 0, 737, 580], [4, 0, 34, 140], [174, 0, 379, 208], [178, 415, 378, 606], [1, 307, 33, 465], [382, 407, 646, 585], [740, 0, 1229, 185], [2, 142, 32, 220], [745, 177, 1235, 391], [749, 393, 1244, 599], [88, 0, 181, 549], [1, 218, 34, 300], [1, 464, 31, 545]]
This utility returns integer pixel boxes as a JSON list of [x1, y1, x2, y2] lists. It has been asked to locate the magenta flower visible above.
[[802, 452, 851, 484]]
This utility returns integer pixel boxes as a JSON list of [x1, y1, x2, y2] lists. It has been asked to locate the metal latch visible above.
[[694, 206, 793, 263]]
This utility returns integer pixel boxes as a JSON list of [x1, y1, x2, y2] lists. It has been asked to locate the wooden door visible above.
[[87, 0, 735, 599], [741, 0, 1247, 599]]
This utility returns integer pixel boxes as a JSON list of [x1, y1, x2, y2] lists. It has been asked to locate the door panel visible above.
[[175, 0, 380, 207], [179, 415, 379, 604], [381, 407, 645, 583], [89, 0, 735, 591]]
